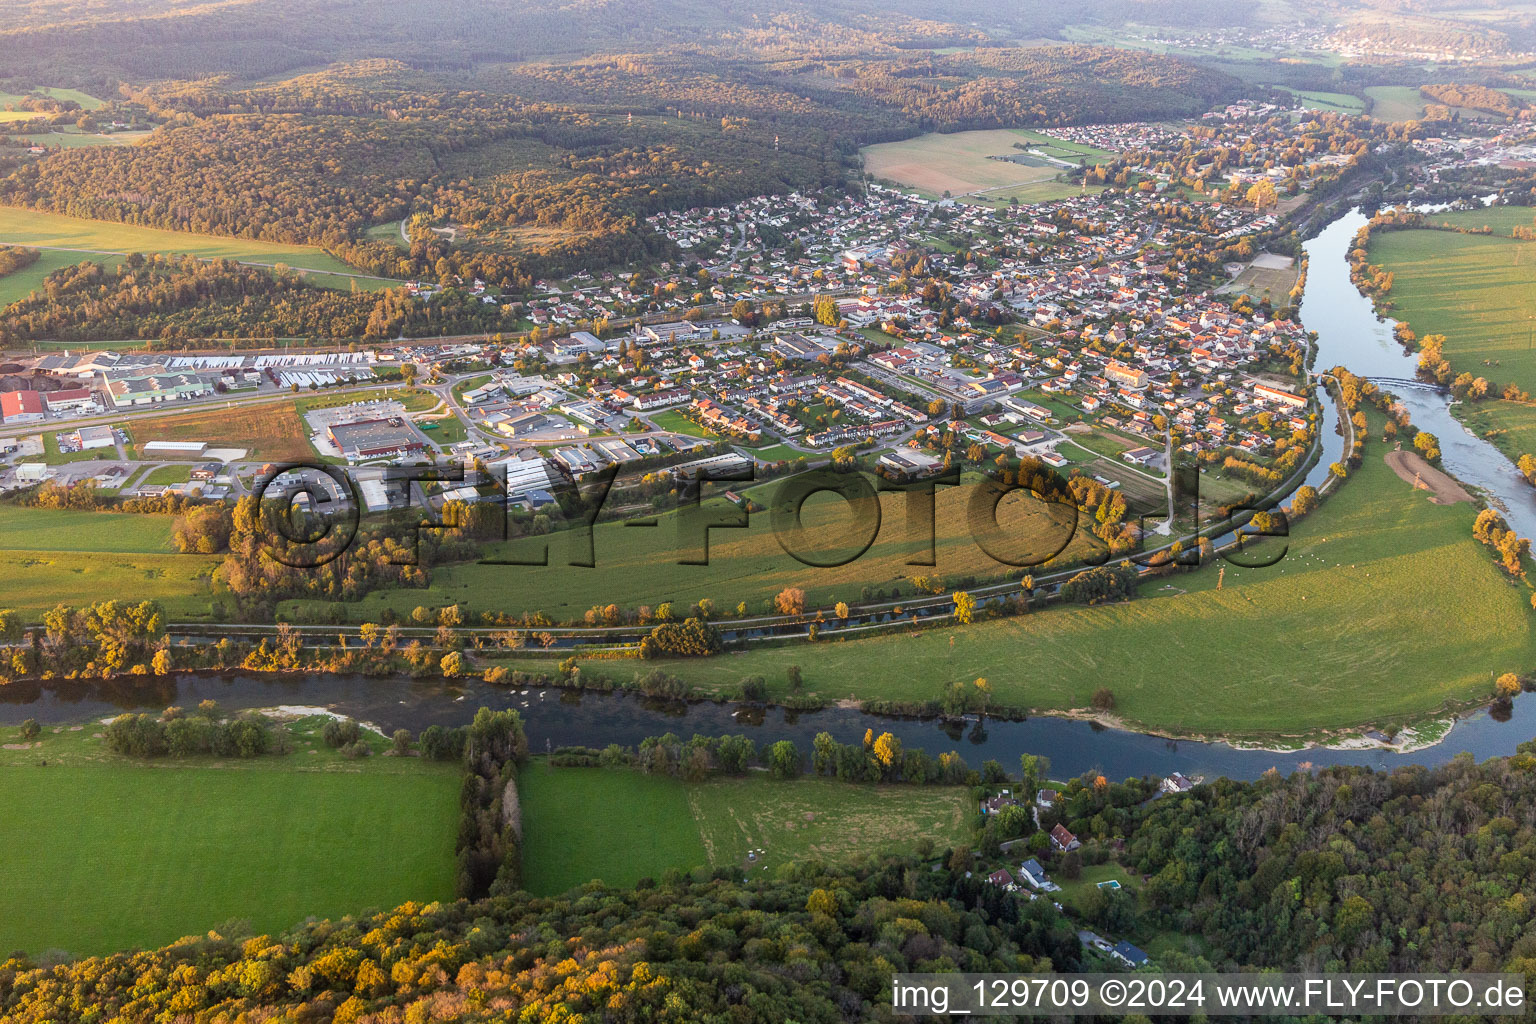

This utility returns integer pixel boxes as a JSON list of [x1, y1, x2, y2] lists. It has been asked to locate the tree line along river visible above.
[[3, 209, 1532, 782]]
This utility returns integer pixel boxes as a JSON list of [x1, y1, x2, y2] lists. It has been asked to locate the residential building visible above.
[[1050, 823, 1081, 852]]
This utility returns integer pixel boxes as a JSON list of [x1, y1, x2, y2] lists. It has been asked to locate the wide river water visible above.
[[5, 210, 1533, 782]]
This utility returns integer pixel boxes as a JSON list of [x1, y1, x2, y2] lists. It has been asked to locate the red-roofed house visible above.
[[1050, 823, 1081, 852], [43, 387, 95, 414], [0, 390, 44, 424]]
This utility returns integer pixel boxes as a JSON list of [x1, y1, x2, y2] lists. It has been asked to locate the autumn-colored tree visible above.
[[1246, 179, 1278, 209], [775, 587, 806, 616], [805, 888, 838, 915], [952, 590, 976, 625]]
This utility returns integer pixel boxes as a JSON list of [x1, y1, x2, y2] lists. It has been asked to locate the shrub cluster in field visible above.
[[104, 704, 278, 759]]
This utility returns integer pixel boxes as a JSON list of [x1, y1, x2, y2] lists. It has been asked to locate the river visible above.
[[2, 670, 1533, 782], [1298, 209, 1536, 538], [4, 210, 1532, 783]]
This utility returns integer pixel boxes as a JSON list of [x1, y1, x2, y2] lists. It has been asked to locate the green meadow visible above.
[[501, 419, 1534, 740], [517, 762, 971, 896], [1369, 226, 1536, 461], [8, 130, 143, 148], [0, 249, 124, 305], [1369, 228, 1536, 381], [0, 721, 459, 955], [1455, 400, 1536, 469], [1365, 86, 1426, 122], [279, 478, 1105, 623], [0, 206, 396, 289], [2, 549, 218, 618], [0, 88, 103, 111], [1413, 207, 1536, 236], [1285, 89, 1365, 114], [0, 506, 220, 617], [0, 505, 175, 553]]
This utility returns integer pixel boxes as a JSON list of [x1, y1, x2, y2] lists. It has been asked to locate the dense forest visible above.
[[1050, 741, 1536, 975], [0, 0, 1331, 84], [0, 254, 522, 342], [0, 856, 1076, 1022]]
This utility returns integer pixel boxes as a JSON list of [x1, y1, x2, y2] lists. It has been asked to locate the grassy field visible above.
[[281, 477, 1107, 622], [1365, 86, 1427, 122], [365, 221, 407, 248], [141, 464, 194, 486], [1370, 228, 1536, 449], [745, 443, 811, 464], [0, 87, 103, 110], [518, 763, 707, 895], [968, 181, 1102, 207], [518, 762, 971, 896], [130, 400, 316, 462], [1454, 399, 1536, 467], [1284, 89, 1364, 114], [1010, 129, 1113, 162], [8, 129, 147, 148], [645, 408, 715, 438], [686, 775, 972, 871], [861, 129, 1074, 196], [0, 504, 175, 553], [0, 249, 123, 305], [421, 416, 468, 445], [0, 206, 394, 289], [499, 420, 1534, 739], [1413, 207, 1536, 236], [295, 385, 439, 416], [0, 719, 459, 954], [2, 547, 219, 618]]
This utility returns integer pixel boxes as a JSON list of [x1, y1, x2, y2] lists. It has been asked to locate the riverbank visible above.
[[4, 414, 1520, 752], [1352, 209, 1536, 525], [5, 668, 1534, 784], [481, 403, 1532, 746]]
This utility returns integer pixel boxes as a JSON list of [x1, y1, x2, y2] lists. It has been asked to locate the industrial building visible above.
[[327, 418, 427, 462]]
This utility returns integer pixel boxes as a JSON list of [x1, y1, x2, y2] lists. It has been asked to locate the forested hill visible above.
[[0, 859, 1080, 1022], [5, 743, 1536, 1021], [1121, 741, 1536, 975], [0, 0, 1302, 83], [0, 40, 1241, 285]]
